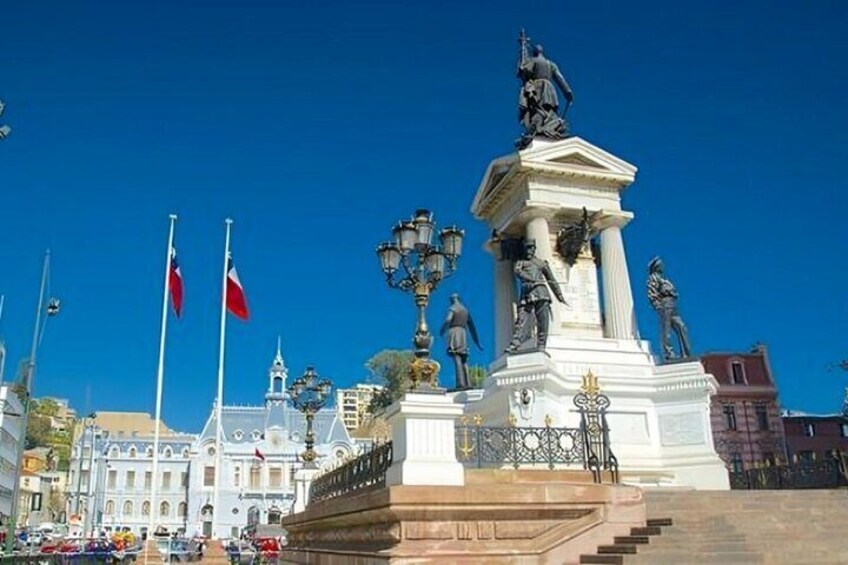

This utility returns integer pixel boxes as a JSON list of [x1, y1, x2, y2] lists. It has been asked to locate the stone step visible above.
[[597, 544, 638, 555], [613, 535, 649, 545], [579, 555, 624, 565], [630, 526, 662, 536], [625, 551, 765, 565], [646, 517, 673, 527]]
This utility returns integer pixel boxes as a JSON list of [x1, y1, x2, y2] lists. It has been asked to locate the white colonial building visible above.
[[187, 345, 354, 539], [70, 345, 354, 539], [69, 416, 194, 537]]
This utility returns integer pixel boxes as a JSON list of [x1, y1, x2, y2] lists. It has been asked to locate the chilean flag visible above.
[[226, 255, 249, 320], [169, 247, 184, 318]]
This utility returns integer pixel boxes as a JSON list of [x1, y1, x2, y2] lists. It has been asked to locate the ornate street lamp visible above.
[[376, 209, 465, 389], [0, 100, 10, 139], [287, 366, 332, 466]]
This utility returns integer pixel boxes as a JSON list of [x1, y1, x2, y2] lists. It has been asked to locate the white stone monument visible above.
[[465, 136, 729, 490], [385, 392, 465, 487]]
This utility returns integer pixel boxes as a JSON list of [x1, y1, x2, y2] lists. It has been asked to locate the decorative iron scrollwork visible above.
[[309, 441, 393, 503], [454, 372, 619, 484]]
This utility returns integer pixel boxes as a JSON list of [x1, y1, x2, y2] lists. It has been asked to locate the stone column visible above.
[[525, 214, 563, 328], [525, 215, 553, 262], [493, 258, 516, 354], [291, 467, 320, 514], [599, 215, 637, 340], [385, 392, 464, 487]]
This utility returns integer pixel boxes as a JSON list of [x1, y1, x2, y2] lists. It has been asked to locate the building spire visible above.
[[266, 336, 288, 404], [275, 335, 283, 366]]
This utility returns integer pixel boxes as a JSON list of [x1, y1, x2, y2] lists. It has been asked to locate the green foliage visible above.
[[33, 398, 60, 417], [468, 365, 487, 388], [364, 349, 414, 415], [23, 397, 73, 466], [25, 414, 52, 449]]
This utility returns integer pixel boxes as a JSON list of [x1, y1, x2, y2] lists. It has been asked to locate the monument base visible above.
[[463, 339, 730, 490], [384, 392, 465, 487], [281, 469, 645, 564]]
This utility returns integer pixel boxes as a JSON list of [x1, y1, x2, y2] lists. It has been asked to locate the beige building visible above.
[[336, 384, 383, 433]]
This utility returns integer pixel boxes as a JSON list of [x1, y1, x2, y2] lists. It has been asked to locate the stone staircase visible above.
[[580, 488, 848, 564]]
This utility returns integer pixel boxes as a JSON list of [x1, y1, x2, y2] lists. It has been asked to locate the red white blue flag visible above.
[[169, 247, 184, 318], [226, 255, 249, 320]]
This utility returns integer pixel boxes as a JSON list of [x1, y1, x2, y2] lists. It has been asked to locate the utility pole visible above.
[[5, 251, 59, 553]]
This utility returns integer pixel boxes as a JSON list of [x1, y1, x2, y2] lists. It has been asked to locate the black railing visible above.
[[729, 457, 848, 490], [455, 381, 619, 484], [309, 441, 393, 503]]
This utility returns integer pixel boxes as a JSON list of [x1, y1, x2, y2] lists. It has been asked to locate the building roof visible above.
[[782, 409, 846, 420], [701, 348, 775, 387], [198, 401, 351, 447], [92, 411, 180, 437], [24, 447, 51, 459]]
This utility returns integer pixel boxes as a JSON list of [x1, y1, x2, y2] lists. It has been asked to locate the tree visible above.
[[468, 365, 487, 388], [33, 398, 60, 417], [26, 414, 52, 449], [364, 350, 414, 415]]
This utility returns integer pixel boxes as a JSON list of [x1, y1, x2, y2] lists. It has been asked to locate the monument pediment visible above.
[[471, 137, 638, 221]]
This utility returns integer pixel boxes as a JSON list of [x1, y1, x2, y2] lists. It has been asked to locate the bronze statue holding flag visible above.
[[516, 29, 574, 149]]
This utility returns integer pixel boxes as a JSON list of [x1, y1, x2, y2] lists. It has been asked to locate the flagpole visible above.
[[212, 218, 232, 540], [149, 214, 176, 544]]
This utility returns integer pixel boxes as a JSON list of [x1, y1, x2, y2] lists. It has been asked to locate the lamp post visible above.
[[376, 209, 465, 388], [287, 367, 332, 467], [73, 413, 97, 536]]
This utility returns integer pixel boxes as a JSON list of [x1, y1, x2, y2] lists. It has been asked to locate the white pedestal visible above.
[[464, 342, 729, 490], [467, 137, 729, 490], [385, 392, 465, 487], [292, 467, 321, 514]]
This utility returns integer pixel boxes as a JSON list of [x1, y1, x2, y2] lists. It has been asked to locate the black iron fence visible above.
[[309, 441, 393, 504], [729, 456, 848, 490], [455, 381, 619, 483]]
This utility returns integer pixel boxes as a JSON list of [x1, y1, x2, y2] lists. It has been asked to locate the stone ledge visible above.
[[281, 471, 645, 564]]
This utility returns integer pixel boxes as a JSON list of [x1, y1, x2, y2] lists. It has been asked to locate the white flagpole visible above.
[[0, 294, 6, 384], [212, 218, 232, 540], [149, 214, 177, 543]]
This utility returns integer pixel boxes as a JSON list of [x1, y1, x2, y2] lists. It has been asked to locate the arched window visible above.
[[145, 446, 154, 458], [160, 501, 170, 517], [123, 500, 133, 516], [251, 430, 262, 442], [163, 447, 173, 459], [105, 500, 115, 515], [108, 446, 121, 459], [273, 376, 283, 393], [181, 447, 190, 458], [178, 502, 187, 518], [128, 446, 137, 459], [233, 430, 244, 441], [267, 508, 282, 525], [142, 501, 150, 516]]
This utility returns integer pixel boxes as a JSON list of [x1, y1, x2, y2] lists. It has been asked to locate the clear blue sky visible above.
[[1, 1, 846, 432]]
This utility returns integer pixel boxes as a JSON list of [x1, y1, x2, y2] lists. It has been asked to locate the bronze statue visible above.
[[556, 208, 593, 267], [647, 257, 692, 360], [506, 239, 567, 354], [516, 29, 574, 149], [440, 294, 481, 390]]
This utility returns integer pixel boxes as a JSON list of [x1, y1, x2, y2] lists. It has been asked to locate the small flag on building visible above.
[[254, 447, 265, 462]]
